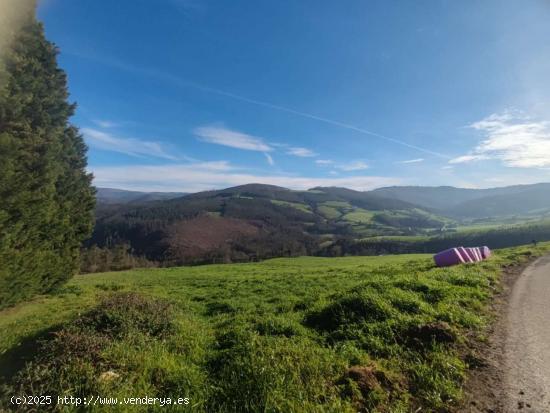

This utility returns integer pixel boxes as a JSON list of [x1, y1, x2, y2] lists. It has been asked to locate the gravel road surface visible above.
[[503, 254, 550, 411]]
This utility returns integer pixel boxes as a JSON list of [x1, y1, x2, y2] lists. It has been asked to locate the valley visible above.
[[86, 183, 550, 270]]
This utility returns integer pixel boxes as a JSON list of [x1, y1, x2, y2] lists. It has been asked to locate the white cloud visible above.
[[188, 161, 235, 171], [286, 147, 317, 157], [337, 160, 369, 171], [449, 154, 490, 164], [397, 158, 424, 164], [194, 126, 273, 152], [450, 111, 550, 168], [82, 128, 178, 160], [91, 163, 402, 193], [315, 159, 334, 166], [93, 119, 119, 128], [264, 153, 275, 166]]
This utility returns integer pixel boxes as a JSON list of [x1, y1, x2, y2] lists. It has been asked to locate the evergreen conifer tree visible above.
[[0, 1, 95, 308]]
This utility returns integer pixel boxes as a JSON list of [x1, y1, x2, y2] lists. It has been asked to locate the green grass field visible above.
[[1, 244, 549, 412], [270, 199, 313, 214], [342, 210, 375, 224]]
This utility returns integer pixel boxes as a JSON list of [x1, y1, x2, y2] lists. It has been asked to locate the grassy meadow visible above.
[[1, 244, 549, 412]]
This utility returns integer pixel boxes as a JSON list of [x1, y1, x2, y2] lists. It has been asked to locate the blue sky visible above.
[[37, 0, 550, 192]]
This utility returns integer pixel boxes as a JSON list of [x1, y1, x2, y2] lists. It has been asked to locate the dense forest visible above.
[[0, 1, 94, 308]]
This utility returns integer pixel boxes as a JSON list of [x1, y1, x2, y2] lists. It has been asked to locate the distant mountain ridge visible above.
[[96, 187, 187, 204], [96, 182, 550, 218], [371, 183, 550, 217], [89, 182, 550, 266]]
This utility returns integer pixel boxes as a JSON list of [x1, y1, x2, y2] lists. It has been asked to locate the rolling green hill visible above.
[[89, 184, 453, 267], [448, 186, 550, 218], [87, 183, 550, 269], [2, 244, 549, 412], [371, 183, 550, 218]]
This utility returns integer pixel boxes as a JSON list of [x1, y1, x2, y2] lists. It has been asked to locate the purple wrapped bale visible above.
[[474, 248, 482, 261], [434, 248, 467, 267], [469, 247, 482, 262], [480, 246, 491, 259], [458, 247, 475, 263], [476, 247, 484, 260], [435, 246, 491, 267], [464, 248, 475, 262]]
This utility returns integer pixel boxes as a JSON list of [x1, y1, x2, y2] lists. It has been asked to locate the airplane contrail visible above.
[[69, 51, 450, 159], [188, 83, 450, 159]]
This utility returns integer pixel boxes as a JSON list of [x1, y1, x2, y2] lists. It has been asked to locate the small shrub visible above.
[[74, 292, 175, 338]]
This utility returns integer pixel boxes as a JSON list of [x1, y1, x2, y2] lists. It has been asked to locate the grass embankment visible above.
[[1, 244, 549, 412]]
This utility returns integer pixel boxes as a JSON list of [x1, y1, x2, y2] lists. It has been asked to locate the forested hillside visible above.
[[85, 184, 453, 268], [0, 1, 94, 308], [86, 182, 550, 270]]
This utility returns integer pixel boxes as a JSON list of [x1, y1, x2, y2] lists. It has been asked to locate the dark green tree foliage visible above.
[[0, 3, 95, 308]]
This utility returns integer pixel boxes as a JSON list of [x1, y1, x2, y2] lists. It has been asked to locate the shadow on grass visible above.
[[0, 324, 62, 386]]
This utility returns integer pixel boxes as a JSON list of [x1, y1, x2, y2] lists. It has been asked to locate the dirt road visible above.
[[503, 254, 550, 411], [462, 255, 550, 413]]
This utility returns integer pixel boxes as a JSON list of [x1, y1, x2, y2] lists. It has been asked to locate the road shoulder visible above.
[[458, 258, 539, 413]]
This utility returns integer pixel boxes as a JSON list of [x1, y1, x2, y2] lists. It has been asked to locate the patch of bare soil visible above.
[[166, 215, 260, 261]]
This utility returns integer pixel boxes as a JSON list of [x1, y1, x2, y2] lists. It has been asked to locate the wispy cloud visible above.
[[337, 160, 369, 171], [315, 159, 334, 166], [189, 161, 235, 171], [82, 128, 179, 160], [193, 125, 319, 161], [264, 153, 275, 166], [397, 158, 424, 164], [286, 147, 317, 157], [449, 154, 490, 164], [91, 164, 402, 193], [194, 126, 273, 152], [69, 51, 449, 159], [93, 119, 119, 128], [450, 111, 550, 168]]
